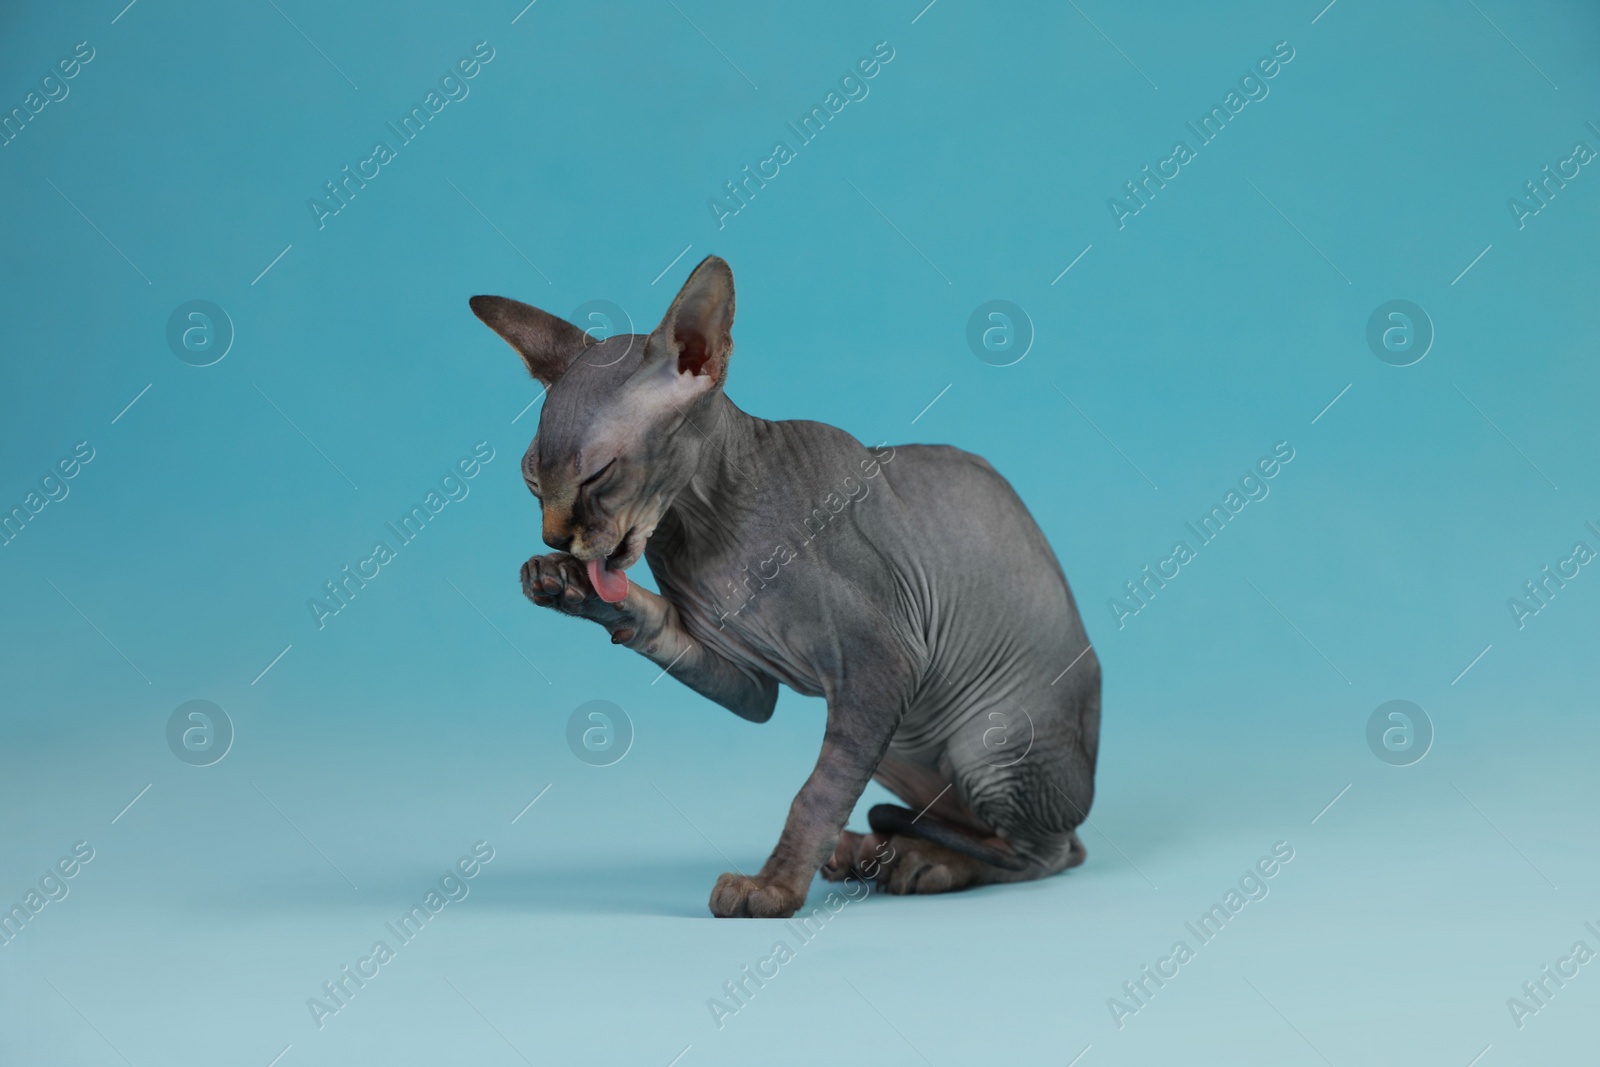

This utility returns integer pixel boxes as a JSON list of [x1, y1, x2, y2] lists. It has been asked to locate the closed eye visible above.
[[580, 459, 616, 489]]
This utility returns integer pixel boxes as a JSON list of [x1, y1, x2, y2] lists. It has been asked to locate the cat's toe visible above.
[[520, 553, 595, 612], [878, 836, 977, 895], [520, 556, 556, 604], [820, 831, 864, 881], [709, 872, 804, 918]]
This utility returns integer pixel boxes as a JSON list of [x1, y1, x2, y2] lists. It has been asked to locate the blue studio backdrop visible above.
[[2, 1, 1599, 1064]]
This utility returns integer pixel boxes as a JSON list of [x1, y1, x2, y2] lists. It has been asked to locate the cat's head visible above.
[[470, 255, 737, 574]]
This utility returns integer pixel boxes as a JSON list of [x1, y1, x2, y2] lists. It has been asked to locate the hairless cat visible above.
[[471, 256, 1100, 918]]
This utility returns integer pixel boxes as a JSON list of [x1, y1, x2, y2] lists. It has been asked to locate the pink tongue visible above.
[[586, 558, 630, 604]]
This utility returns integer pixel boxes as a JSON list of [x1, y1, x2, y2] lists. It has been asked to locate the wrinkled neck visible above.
[[663, 392, 762, 554]]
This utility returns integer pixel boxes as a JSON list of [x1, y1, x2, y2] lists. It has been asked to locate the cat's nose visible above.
[[542, 502, 575, 552], [542, 525, 573, 552]]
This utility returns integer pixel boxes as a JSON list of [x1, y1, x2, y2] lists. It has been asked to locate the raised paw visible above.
[[520, 552, 631, 630], [709, 872, 805, 918]]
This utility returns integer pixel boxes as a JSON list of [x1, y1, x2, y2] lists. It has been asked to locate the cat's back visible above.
[[878, 442, 1039, 540], [874, 441, 1074, 611], [750, 423, 1056, 573]]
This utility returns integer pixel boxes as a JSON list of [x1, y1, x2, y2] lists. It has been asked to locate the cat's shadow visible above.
[[474, 858, 755, 919], [471, 846, 1156, 919], [475, 857, 995, 919]]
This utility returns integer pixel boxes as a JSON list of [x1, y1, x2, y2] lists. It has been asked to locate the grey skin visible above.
[[470, 256, 1100, 919]]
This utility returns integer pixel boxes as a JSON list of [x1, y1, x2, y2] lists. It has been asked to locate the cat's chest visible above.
[[647, 541, 828, 697]]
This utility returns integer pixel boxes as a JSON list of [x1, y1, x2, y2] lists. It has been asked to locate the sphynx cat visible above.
[[471, 256, 1099, 918]]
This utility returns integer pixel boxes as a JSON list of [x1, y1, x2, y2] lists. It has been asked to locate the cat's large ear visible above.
[[469, 295, 592, 385], [639, 256, 735, 393]]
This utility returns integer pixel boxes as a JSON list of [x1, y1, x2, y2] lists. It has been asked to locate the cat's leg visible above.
[[820, 749, 987, 882], [867, 687, 1097, 894], [820, 755, 1070, 894], [708, 672, 914, 918], [858, 830, 1085, 894], [826, 691, 1097, 896], [522, 552, 776, 721]]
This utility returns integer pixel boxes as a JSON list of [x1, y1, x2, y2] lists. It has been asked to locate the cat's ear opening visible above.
[[641, 256, 735, 392], [470, 295, 591, 385]]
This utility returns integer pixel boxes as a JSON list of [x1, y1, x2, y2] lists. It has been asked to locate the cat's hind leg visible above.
[[834, 692, 1097, 895]]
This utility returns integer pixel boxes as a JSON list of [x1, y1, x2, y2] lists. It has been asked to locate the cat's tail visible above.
[[867, 803, 1030, 871]]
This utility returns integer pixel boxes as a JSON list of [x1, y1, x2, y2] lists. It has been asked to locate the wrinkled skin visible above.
[[471, 257, 1099, 918]]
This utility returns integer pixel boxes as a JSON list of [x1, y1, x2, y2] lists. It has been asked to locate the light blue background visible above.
[[3, 0, 1598, 1064]]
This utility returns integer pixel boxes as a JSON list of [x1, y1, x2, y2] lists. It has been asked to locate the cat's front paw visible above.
[[708, 872, 805, 918], [520, 552, 631, 630]]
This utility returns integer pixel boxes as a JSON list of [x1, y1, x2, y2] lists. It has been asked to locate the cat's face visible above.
[[518, 331, 707, 571], [472, 256, 737, 574]]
